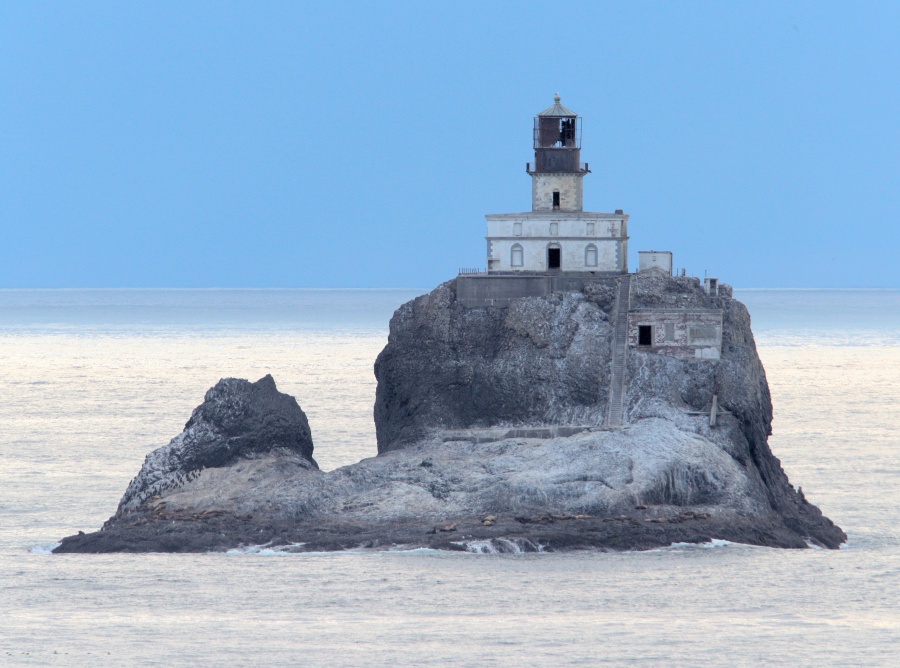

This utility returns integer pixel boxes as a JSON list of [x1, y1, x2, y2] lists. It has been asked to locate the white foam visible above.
[[646, 538, 738, 552], [28, 542, 61, 555], [385, 546, 449, 555], [226, 543, 401, 556], [454, 538, 545, 554], [226, 542, 306, 556], [457, 540, 497, 554]]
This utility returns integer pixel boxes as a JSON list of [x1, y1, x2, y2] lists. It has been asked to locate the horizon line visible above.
[[1, 285, 899, 292]]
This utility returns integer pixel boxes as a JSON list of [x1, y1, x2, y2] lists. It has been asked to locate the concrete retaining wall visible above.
[[457, 274, 621, 308]]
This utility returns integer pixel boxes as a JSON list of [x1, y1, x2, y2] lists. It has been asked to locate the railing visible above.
[[458, 268, 484, 275], [525, 161, 590, 173]]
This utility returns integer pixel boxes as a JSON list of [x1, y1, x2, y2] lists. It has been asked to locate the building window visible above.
[[552, 191, 560, 210], [550, 222, 558, 235], [511, 244, 524, 267], [586, 222, 595, 235], [638, 325, 652, 346], [689, 325, 718, 344], [513, 222, 522, 236], [664, 323, 675, 341], [585, 244, 598, 267]]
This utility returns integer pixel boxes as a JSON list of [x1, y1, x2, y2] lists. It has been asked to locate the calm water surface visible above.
[[0, 288, 898, 666]]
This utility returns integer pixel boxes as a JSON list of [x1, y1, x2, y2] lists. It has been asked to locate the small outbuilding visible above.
[[638, 251, 673, 277]]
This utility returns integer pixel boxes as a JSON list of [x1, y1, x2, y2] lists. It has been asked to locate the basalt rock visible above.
[[373, 282, 613, 451], [115, 374, 317, 514], [55, 277, 846, 554]]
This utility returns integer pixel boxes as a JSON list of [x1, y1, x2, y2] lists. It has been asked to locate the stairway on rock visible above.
[[606, 275, 631, 427]]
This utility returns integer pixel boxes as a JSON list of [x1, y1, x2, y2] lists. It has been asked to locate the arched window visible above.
[[511, 244, 524, 267], [585, 244, 598, 267]]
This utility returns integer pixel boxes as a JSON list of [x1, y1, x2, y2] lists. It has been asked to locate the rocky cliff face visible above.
[[374, 281, 614, 451], [623, 277, 839, 539], [55, 277, 846, 554], [368, 275, 843, 547]]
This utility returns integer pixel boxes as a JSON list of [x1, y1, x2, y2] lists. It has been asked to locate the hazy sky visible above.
[[1, 2, 897, 288]]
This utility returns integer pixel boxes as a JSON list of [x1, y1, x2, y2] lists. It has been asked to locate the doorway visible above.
[[548, 246, 561, 269], [638, 325, 652, 346]]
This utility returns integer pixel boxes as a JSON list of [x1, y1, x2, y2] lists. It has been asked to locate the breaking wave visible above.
[[226, 542, 307, 555], [646, 538, 737, 552], [456, 538, 545, 554]]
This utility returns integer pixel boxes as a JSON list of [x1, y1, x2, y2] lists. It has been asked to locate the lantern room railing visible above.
[[526, 162, 590, 174]]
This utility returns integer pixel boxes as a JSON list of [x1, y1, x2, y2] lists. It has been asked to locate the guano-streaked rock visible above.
[[55, 277, 846, 554]]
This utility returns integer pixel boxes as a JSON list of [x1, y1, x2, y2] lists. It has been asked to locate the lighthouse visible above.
[[485, 94, 629, 274]]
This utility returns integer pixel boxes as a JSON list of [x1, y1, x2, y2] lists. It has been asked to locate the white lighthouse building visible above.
[[485, 94, 629, 274]]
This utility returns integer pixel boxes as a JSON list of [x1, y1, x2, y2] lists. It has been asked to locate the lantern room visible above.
[[528, 94, 585, 174]]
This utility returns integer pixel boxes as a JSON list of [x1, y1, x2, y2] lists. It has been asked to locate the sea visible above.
[[0, 287, 898, 666]]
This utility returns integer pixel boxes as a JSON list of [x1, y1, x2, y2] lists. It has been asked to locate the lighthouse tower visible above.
[[530, 93, 586, 212], [485, 94, 629, 274]]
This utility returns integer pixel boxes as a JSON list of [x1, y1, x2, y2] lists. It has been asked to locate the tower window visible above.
[[511, 244, 524, 267], [638, 325, 652, 346], [585, 244, 598, 267], [552, 191, 560, 210]]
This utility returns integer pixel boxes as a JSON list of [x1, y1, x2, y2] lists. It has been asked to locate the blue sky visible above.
[[1, 2, 897, 288]]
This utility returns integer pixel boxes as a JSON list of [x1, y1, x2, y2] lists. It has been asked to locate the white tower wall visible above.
[[531, 174, 584, 211]]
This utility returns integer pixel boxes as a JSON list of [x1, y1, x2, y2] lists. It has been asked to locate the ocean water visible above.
[[1, 288, 898, 666]]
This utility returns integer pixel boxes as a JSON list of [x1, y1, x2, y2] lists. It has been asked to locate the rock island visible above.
[[56, 96, 845, 553]]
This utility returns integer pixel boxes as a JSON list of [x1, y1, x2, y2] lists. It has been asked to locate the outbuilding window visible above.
[[511, 244, 524, 267], [689, 325, 718, 344], [664, 322, 675, 341]]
